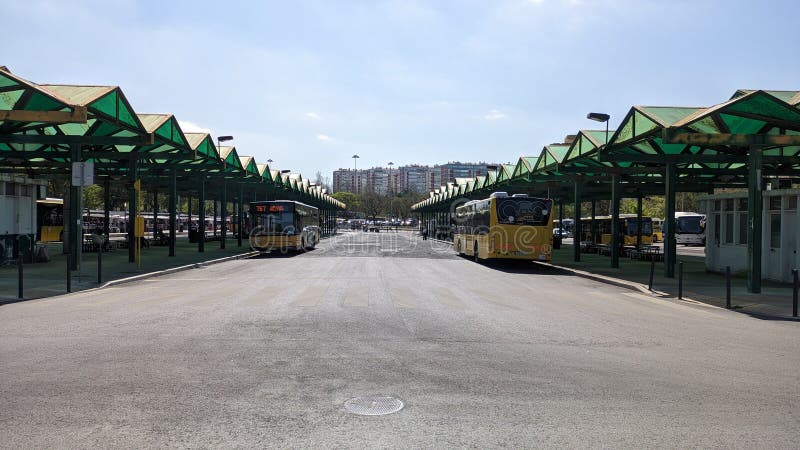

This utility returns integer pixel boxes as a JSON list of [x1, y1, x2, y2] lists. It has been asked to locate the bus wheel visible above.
[[474, 242, 479, 262]]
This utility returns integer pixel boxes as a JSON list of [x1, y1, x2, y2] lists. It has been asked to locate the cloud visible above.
[[178, 120, 211, 133], [305, 112, 321, 120], [484, 109, 507, 120], [316, 134, 333, 142]]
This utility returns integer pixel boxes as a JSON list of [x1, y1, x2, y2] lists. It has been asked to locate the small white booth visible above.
[[0, 174, 46, 262], [699, 189, 799, 283]]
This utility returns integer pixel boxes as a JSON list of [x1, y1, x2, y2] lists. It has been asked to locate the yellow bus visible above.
[[37, 198, 64, 242], [583, 214, 654, 246], [249, 200, 320, 253], [453, 193, 554, 262], [651, 217, 663, 242]]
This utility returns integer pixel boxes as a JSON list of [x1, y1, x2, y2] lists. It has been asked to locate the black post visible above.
[[98, 245, 102, 284], [238, 183, 244, 247], [726, 266, 731, 309], [792, 269, 798, 318], [103, 179, 111, 237], [169, 170, 177, 256], [17, 254, 23, 299], [678, 261, 684, 300], [66, 255, 72, 293], [648, 259, 655, 291], [128, 158, 138, 263], [221, 181, 227, 249], [199, 177, 206, 253]]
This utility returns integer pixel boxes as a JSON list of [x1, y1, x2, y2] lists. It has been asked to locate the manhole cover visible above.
[[343, 396, 404, 416]]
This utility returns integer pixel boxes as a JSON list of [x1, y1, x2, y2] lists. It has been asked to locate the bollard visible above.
[[648, 259, 655, 291], [725, 266, 731, 309], [98, 246, 102, 285], [66, 255, 72, 293], [793, 269, 798, 318], [17, 256, 23, 299], [678, 261, 684, 300]]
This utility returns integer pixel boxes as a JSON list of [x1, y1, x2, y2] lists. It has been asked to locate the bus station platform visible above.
[[551, 241, 798, 321], [0, 234, 256, 304]]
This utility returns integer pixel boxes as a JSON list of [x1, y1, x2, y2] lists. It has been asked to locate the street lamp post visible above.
[[217, 135, 234, 249], [352, 154, 360, 194], [587, 112, 618, 267]]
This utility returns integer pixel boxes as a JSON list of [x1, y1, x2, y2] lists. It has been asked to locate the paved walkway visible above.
[[551, 243, 798, 321], [0, 236, 256, 303]]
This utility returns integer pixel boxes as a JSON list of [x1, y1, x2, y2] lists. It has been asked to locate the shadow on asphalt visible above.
[[458, 256, 578, 277], [248, 250, 307, 259]]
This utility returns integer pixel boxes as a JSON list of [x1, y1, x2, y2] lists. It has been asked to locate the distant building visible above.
[[438, 161, 493, 183], [333, 161, 497, 195], [332, 169, 367, 194]]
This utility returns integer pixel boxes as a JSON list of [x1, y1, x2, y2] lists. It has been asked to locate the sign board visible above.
[[71, 161, 94, 186], [134, 216, 145, 237]]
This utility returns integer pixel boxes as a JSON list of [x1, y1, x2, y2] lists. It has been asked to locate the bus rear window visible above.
[[496, 198, 551, 225]]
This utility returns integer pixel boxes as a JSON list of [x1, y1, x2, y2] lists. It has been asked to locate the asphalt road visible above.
[[1, 230, 798, 448]]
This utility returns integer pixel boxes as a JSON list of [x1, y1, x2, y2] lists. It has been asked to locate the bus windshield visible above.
[[626, 218, 653, 236], [676, 216, 704, 234], [495, 198, 552, 225], [258, 212, 293, 233]]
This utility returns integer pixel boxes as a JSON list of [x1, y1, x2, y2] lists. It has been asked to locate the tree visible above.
[[360, 188, 386, 221], [313, 171, 331, 192], [331, 192, 359, 210], [82, 184, 104, 210]]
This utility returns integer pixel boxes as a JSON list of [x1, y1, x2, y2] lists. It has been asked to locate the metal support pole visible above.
[[664, 163, 677, 278], [66, 254, 71, 293], [611, 174, 621, 268], [649, 260, 655, 291], [128, 158, 138, 263], [103, 179, 111, 237], [678, 261, 684, 299], [636, 194, 643, 248], [199, 176, 206, 253], [792, 269, 798, 318], [573, 180, 582, 262], [747, 146, 763, 293], [17, 254, 23, 299], [726, 266, 732, 309], [591, 199, 597, 244], [169, 170, 177, 256], [97, 245, 102, 284], [213, 199, 218, 237], [152, 188, 158, 243], [69, 143, 81, 270], [221, 180, 227, 249], [238, 183, 244, 247]]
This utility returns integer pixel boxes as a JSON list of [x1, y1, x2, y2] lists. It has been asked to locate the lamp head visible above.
[[586, 112, 610, 122], [217, 135, 234, 142]]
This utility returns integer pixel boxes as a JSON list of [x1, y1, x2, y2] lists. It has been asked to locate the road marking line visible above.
[[433, 287, 465, 309], [290, 284, 326, 307], [390, 287, 416, 308], [343, 286, 369, 307], [240, 286, 284, 307]]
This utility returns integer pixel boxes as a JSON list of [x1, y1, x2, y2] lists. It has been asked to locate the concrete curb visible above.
[[99, 251, 259, 289], [536, 261, 665, 296], [539, 261, 800, 321]]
